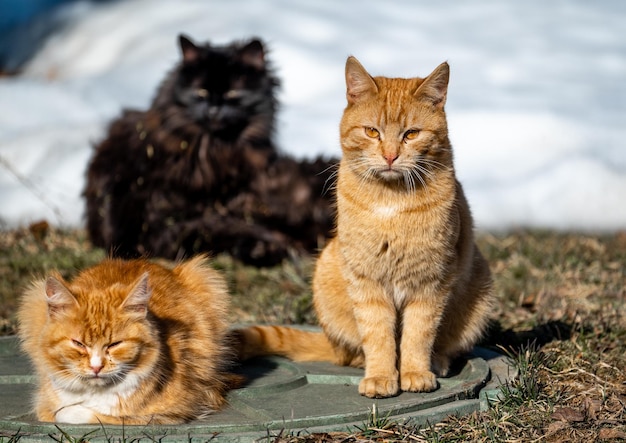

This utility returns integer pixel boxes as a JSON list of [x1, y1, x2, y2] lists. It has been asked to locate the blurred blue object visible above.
[[0, 0, 73, 32], [0, 0, 82, 71]]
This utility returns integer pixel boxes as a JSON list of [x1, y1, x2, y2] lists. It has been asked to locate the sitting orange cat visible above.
[[18, 255, 238, 424], [236, 56, 494, 398]]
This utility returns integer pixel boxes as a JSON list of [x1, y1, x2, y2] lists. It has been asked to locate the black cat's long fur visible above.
[[84, 35, 336, 266]]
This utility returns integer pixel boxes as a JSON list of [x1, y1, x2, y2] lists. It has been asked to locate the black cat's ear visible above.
[[45, 276, 77, 318], [239, 39, 265, 70], [179, 34, 202, 64], [123, 272, 151, 318], [414, 61, 449, 109], [345, 56, 378, 105]]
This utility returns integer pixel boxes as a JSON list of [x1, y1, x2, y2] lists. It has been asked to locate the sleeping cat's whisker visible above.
[[52, 367, 76, 381], [56, 372, 86, 391], [51, 370, 76, 385]]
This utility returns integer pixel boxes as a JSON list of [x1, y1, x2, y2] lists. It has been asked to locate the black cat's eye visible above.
[[195, 88, 209, 98], [71, 339, 86, 349], [403, 129, 420, 141], [224, 90, 241, 100]]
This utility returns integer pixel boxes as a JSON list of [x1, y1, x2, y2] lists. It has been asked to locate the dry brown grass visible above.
[[0, 224, 624, 442]]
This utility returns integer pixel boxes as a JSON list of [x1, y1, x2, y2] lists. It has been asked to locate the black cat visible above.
[[84, 35, 336, 266]]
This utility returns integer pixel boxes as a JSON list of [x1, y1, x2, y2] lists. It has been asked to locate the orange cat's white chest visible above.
[[51, 372, 142, 423], [372, 204, 401, 218], [55, 390, 121, 422]]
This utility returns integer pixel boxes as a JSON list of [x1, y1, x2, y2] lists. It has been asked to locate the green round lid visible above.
[[0, 335, 513, 442]]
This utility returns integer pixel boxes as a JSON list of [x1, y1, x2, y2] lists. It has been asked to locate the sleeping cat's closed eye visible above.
[[107, 341, 122, 350], [71, 339, 86, 349]]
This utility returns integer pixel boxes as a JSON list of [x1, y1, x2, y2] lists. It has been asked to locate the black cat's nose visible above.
[[207, 106, 220, 119]]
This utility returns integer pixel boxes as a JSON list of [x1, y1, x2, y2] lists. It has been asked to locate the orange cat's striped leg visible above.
[[398, 297, 442, 393], [350, 282, 399, 398]]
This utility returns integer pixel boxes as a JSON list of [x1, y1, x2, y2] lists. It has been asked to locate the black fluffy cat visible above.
[[84, 35, 336, 266]]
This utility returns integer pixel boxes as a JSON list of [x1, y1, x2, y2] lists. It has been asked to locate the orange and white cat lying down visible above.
[[18, 255, 239, 424], [236, 56, 495, 399]]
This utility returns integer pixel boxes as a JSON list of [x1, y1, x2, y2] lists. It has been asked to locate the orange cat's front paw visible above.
[[400, 371, 438, 393], [359, 376, 399, 398], [55, 404, 97, 424]]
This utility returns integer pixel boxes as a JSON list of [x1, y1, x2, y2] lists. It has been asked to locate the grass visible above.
[[0, 224, 105, 335], [0, 224, 625, 442]]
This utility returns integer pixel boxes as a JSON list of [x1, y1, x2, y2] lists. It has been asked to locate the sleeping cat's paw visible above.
[[55, 404, 97, 423], [400, 370, 438, 393], [359, 376, 399, 398]]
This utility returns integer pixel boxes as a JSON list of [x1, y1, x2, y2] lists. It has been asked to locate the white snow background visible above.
[[1, 0, 625, 231]]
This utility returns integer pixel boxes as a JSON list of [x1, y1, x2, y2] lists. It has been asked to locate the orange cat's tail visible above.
[[233, 325, 339, 363]]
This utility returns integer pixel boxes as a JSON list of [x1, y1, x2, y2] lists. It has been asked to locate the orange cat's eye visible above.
[[364, 127, 380, 139], [71, 339, 86, 349], [404, 129, 420, 141], [108, 341, 122, 349]]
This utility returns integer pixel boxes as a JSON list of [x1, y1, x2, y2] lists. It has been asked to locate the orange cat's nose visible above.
[[384, 153, 398, 166], [90, 354, 103, 375]]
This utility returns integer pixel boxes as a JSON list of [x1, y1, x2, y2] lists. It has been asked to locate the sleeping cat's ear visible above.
[[179, 34, 202, 64], [122, 272, 151, 317], [414, 62, 449, 109], [345, 56, 378, 105], [45, 276, 77, 317], [239, 39, 266, 70]]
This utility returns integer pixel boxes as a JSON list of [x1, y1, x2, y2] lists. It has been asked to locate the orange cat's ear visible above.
[[45, 276, 77, 317], [122, 272, 151, 317], [345, 56, 378, 105], [414, 62, 449, 108]]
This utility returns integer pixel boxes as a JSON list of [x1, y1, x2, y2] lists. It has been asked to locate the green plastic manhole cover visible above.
[[0, 335, 514, 442]]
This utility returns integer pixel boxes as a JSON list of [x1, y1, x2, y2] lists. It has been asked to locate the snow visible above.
[[0, 0, 625, 231]]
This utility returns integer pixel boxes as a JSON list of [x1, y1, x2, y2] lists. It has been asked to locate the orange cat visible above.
[[236, 56, 494, 398], [18, 255, 237, 424]]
